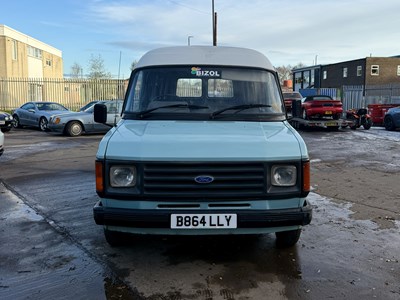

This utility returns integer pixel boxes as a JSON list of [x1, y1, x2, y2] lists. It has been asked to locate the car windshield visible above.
[[123, 66, 284, 121], [36, 103, 68, 111], [83, 103, 99, 113], [306, 96, 334, 101]]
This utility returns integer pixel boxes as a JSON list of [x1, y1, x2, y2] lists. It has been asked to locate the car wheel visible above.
[[384, 116, 395, 131], [39, 117, 48, 131], [66, 121, 83, 137], [275, 229, 301, 248], [104, 229, 128, 247], [1, 127, 11, 132], [12, 115, 21, 128], [302, 109, 308, 120]]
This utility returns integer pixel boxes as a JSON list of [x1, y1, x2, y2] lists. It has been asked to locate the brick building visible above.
[[0, 24, 63, 78]]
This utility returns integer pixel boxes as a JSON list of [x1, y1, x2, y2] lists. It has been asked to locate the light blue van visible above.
[[93, 46, 312, 247]]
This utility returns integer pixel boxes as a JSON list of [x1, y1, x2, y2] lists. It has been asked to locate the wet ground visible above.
[[0, 127, 399, 299]]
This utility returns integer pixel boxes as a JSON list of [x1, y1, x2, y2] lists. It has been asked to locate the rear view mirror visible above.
[[94, 104, 108, 123]]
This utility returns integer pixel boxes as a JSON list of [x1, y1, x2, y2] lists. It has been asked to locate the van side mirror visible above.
[[94, 104, 108, 123]]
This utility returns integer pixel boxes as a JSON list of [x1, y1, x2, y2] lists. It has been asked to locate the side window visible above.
[[397, 66, 400, 76], [176, 79, 202, 97], [12, 40, 18, 60], [106, 102, 118, 114], [371, 65, 379, 76], [343, 67, 348, 78], [357, 66, 362, 76]]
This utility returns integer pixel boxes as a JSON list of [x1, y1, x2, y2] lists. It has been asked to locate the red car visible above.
[[283, 91, 302, 112], [301, 95, 343, 120]]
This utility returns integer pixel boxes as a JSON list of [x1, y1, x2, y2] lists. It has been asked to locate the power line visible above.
[[167, 0, 208, 14]]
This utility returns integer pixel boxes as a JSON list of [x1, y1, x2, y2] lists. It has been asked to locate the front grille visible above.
[[142, 162, 266, 200]]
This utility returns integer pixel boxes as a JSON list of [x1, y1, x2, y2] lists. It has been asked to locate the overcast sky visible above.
[[2, 0, 400, 78]]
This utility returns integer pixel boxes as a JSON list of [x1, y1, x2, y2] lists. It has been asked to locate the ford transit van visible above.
[[93, 46, 312, 247]]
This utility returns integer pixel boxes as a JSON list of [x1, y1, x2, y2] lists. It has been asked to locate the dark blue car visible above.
[[384, 106, 400, 131]]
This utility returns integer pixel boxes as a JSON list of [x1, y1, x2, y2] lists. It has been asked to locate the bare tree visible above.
[[275, 63, 306, 85], [87, 54, 112, 79], [70, 62, 83, 78], [130, 60, 138, 71]]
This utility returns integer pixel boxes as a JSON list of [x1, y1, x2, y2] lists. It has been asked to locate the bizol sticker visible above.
[[191, 67, 220, 77]]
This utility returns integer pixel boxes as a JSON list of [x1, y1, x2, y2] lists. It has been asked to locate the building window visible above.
[[397, 66, 400, 76], [28, 45, 43, 59], [12, 40, 18, 60], [371, 65, 379, 76], [343, 67, 348, 78], [357, 66, 362, 76], [323, 70, 327, 80], [46, 59, 52, 66]]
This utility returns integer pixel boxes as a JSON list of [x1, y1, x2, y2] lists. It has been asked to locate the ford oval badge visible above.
[[194, 175, 214, 184]]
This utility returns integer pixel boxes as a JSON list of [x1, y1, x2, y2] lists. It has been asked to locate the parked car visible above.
[[383, 106, 400, 131], [48, 100, 123, 137], [301, 95, 343, 120], [13, 102, 71, 131], [282, 91, 302, 112], [0, 130, 4, 156], [79, 100, 99, 112], [0, 111, 14, 132]]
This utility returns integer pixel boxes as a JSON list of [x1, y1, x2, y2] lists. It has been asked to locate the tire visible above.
[[384, 116, 395, 131], [39, 117, 48, 131], [363, 119, 372, 130], [66, 121, 83, 137], [275, 229, 301, 248], [13, 115, 22, 128], [104, 229, 128, 247], [1, 127, 11, 132], [349, 116, 358, 130]]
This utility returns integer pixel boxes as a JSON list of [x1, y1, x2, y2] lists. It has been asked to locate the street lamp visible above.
[[187, 35, 194, 46]]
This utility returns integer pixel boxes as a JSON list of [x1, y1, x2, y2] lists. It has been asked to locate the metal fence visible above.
[[342, 84, 400, 111], [0, 78, 128, 111]]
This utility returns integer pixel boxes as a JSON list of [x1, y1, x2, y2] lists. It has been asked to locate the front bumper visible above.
[[93, 200, 312, 229], [47, 124, 65, 133]]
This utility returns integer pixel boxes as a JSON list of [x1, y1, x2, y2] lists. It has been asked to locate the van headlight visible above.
[[271, 165, 297, 186], [110, 166, 137, 187]]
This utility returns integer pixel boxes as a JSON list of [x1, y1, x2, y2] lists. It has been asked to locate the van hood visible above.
[[98, 120, 307, 161]]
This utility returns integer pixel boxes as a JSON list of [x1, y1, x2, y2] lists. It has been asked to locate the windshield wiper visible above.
[[210, 104, 272, 119], [138, 103, 209, 119]]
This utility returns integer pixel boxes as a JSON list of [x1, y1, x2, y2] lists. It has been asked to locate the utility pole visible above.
[[212, 0, 217, 46]]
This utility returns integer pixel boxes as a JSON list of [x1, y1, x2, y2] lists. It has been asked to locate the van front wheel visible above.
[[275, 229, 301, 248], [104, 229, 127, 247]]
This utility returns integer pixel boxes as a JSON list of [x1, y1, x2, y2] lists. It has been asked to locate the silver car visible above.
[[48, 100, 123, 137], [13, 101, 71, 131]]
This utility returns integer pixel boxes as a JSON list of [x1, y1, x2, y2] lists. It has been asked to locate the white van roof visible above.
[[134, 46, 275, 71]]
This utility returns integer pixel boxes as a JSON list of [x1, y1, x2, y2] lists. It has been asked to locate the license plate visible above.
[[171, 214, 237, 229], [0, 120, 5, 125], [325, 111, 332, 114], [326, 122, 337, 126]]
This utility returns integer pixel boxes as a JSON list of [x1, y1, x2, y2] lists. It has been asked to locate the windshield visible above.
[[37, 103, 68, 111], [124, 66, 284, 120]]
